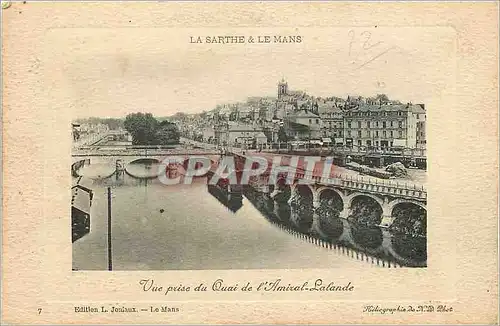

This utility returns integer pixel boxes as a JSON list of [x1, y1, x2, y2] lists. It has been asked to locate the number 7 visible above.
[[38, 308, 42, 314]]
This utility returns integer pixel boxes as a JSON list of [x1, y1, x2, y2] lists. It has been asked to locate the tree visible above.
[[172, 112, 187, 121], [102, 118, 124, 130], [262, 127, 273, 143], [124, 112, 158, 145], [375, 94, 390, 104], [74, 117, 123, 129], [153, 120, 180, 145], [228, 111, 238, 121], [277, 126, 288, 142]]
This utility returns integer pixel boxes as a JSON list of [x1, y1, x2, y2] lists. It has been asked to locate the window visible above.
[[309, 119, 312, 123], [399, 121, 403, 128], [376, 121, 379, 127], [347, 121, 351, 128], [375, 131, 379, 137], [383, 131, 387, 138], [316, 119, 319, 124], [390, 121, 394, 127], [390, 131, 393, 138], [367, 121, 370, 128], [367, 130, 371, 137], [348, 130, 351, 136], [358, 131, 361, 137], [383, 121, 386, 128], [399, 131, 403, 137], [358, 121, 361, 128], [358, 140, 362, 146], [339, 131, 343, 137]]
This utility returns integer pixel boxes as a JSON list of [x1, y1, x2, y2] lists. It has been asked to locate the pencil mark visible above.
[[348, 30, 385, 66], [348, 30, 355, 56], [355, 46, 397, 70], [361, 31, 383, 50]]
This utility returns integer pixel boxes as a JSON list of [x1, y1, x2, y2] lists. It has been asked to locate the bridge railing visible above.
[[72, 131, 110, 149], [329, 146, 426, 157], [247, 155, 427, 200], [262, 145, 426, 158], [290, 168, 426, 200]]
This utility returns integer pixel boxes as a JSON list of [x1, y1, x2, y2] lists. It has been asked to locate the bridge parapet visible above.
[[231, 151, 426, 201], [72, 148, 220, 157], [262, 145, 426, 158], [291, 170, 426, 201]]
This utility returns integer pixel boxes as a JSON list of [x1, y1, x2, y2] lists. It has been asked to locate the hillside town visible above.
[[172, 79, 426, 152], [70, 78, 429, 271]]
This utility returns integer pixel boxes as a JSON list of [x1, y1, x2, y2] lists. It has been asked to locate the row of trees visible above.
[[74, 117, 124, 130], [124, 113, 180, 145]]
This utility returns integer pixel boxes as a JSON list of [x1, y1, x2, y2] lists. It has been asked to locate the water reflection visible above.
[[125, 158, 162, 178], [392, 233, 427, 263], [207, 185, 243, 213], [241, 187, 427, 268], [77, 163, 115, 179], [318, 216, 344, 241]]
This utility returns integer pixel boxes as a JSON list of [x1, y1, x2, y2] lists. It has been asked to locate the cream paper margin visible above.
[[1, 2, 498, 324]]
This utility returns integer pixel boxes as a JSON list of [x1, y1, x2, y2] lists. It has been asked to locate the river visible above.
[[72, 164, 427, 270]]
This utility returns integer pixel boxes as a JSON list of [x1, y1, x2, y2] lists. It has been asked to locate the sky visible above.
[[47, 27, 456, 119]]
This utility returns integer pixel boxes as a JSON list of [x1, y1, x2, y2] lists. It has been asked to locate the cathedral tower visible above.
[[277, 78, 288, 99]]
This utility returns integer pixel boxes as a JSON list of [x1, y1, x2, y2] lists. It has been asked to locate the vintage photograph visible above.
[[71, 74, 427, 270], [4, 2, 499, 325]]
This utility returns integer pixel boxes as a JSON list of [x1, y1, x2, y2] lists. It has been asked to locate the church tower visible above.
[[277, 78, 288, 99]]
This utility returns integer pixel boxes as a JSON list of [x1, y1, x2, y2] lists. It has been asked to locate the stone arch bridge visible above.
[[251, 172, 426, 228], [234, 150, 427, 229]]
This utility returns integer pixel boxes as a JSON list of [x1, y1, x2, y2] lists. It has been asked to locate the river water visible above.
[[72, 162, 426, 270]]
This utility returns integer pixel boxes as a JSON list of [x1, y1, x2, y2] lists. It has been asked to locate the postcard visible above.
[[1, 1, 498, 324]]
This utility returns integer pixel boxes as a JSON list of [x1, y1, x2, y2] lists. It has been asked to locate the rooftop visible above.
[[350, 104, 424, 112], [290, 109, 320, 118]]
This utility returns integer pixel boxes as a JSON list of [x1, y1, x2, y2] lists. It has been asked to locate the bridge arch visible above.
[[289, 184, 314, 232], [345, 192, 384, 210], [389, 200, 427, 237], [387, 199, 426, 215], [129, 158, 161, 165], [313, 187, 345, 238], [126, 158, 162, 179], [270, 175, 293, 204], [345, 193, 384, 226], [315, 186, 345, 205], [290, 182, 314, 198], [294, 184, 314, 197]]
